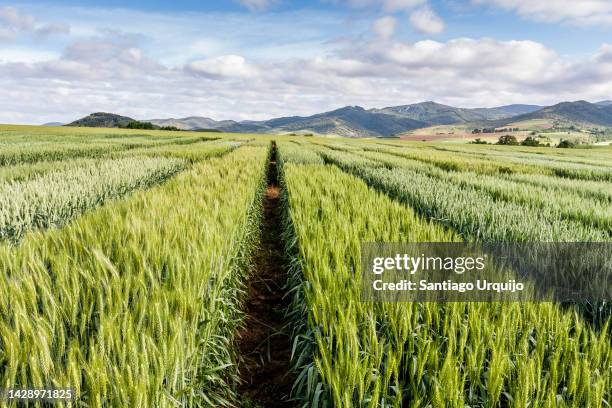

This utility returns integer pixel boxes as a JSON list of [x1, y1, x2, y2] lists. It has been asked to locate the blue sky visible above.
[[1, 0, 612, 123]]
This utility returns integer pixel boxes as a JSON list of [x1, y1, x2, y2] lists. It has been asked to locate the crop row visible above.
[[0, 135, 216, 167], [318, 148, 609, 242], [0, 146, 268, 406], [278, 148, 612, 407], [366, 144, 612, 182], [0, 156, 191, 242], [0, 139, 237, 184], [354, 150, 612, 233], [0, 139, 241, 242], [434, 144, 612, 168], [359, 143, 612, 202]]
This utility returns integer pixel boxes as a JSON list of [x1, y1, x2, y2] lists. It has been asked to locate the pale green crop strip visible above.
[[359, 144, 612, 203], [321, 149, 609, 242], [0, 156, 189, 242], [430, 146, 612, 181], [0, 157, 110, 183], [502, 172, 612, 203], [0, 139, 232, 184], [0, 146, 268, 407], [117, 139, 242, 163], [368, 145, 612, 181], [279, 149, 612, 407], [435, 144, 612, 168], [0, 135, 215, 167], [355, 150, 612, 233], [277, 141, 324, 164]]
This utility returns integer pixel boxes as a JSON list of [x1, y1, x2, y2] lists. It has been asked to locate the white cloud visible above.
[[186, 55, 258, 79], [372, 16, 397, 39], [2, 5, 612, 125], [473, 0, 612, 26], [0, 6, 35, 30], [35, 22, 71, 38], [409, 6, 445, 34], [0, 6, 70, 41]]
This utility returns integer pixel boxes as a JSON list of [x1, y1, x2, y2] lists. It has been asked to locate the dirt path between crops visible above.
[[237, 142, 295, 408]]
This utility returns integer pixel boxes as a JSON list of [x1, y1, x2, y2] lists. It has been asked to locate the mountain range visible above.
[[147, 102, 543, 137], [66, 100, 612, 137]]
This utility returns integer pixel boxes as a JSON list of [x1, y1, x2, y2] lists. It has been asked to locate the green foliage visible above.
[[0, 147, 268, 406], [279, 151, 612, 407], [0, 125, 611, 407], [497, 134, 519, 145], [520, 136, 542, 146], [0, 156, 190, 242], [558, 139, 577, 148], [322, 148, 609, 241], [124, 121, 156, 130]]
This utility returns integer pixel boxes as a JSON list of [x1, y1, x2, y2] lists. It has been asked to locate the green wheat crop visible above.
[[0, 146, 268, 406]]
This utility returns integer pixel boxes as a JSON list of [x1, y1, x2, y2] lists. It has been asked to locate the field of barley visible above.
[[0, 124, 610, 407]]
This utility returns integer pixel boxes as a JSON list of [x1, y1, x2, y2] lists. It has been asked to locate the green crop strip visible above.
[[320, 148, 609, 242], [366, 144, 612, 181], [279, 145, 612, 407], [0, 140, 240, 242], [353, 150, 612, 233], [0, 135, 218, 167], [0, 146, 268, 406]]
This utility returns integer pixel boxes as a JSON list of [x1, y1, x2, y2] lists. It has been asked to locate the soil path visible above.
[[237, 142, 295, 407]]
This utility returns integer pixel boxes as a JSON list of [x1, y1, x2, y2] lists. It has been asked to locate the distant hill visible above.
[[502, 101, 612, 127], [42, 122, 64, 126], [65, 100, 612, 137], [148, 106, 428, 137], [375, 102, 541, 124], [148, 116, 219, 130], [253, 106, 427, 137], [469, 104, 543, 119], [375, 102, 487, 124], [67, 112, 137, 128]]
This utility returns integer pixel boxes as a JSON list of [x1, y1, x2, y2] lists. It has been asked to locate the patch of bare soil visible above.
[[237, 142, 295, 408]]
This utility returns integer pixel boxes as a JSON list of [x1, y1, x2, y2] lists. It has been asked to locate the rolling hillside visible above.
[[503, 101, 612, 127], [67, 112, 137, 128], [145, 103, 542, 137], [67, 100, 612, 137], [148, 116, 217, 130], [375, 101, 541, 124]]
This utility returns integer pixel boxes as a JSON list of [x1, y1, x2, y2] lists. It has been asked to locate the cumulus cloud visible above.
[[0, 6, 70, 41], [473, 0, 612, 26], [0, 6, 35, 30], [35, 22, 71, 38], [186, 55, 259, 79], [2, 6, 612, 125], [372, 16, 397, 39], [409, 6, 445, 34], [4, 34, 612, 125]]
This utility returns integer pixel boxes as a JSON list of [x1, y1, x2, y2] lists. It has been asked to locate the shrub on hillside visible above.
[[497, 135, 519, 145], [557, 139, 576, 148], [124, 121, 155, 130], [521, 136, 542, 147]]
